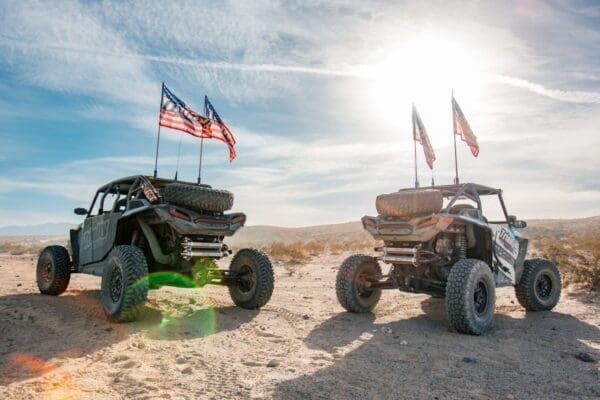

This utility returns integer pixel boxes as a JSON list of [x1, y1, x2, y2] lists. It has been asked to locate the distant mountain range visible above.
[[1, 216, 598, 240], [0, 223, 77, 236]]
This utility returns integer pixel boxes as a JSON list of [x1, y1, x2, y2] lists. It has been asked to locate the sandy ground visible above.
[[0, 252, 599, 400]]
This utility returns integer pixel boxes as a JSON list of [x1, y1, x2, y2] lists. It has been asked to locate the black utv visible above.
[[36, 176, 274, 322]]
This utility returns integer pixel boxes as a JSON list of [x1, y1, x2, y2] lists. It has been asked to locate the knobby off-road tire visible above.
[[228, 249, 274, 309], [37, 245, 71, 295], [161, 183, 233, 213], [445, 258, 496, 335], [376, 189, 443, 218], [336, 254, 382, 313], [101, 245, 149, 322], [515, 258, 561, 311]]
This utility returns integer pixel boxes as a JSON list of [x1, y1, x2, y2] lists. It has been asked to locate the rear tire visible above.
[[228, 249, 274, 309], [37, 246, 71, 295], [445, 258, 495, 335], [376, 189, 442, 218], [100, 246, 149, 322], [336, 254, 382, 313], [515, 258, 561, 311], [161, 183, 233, 213]]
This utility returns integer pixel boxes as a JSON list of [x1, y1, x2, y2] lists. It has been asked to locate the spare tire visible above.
[[376, 189, 442, 218], [161, 183, 233, 213]]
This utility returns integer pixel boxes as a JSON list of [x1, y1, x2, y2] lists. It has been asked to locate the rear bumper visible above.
[[152, 205, 246, 237], [361, 214, 452, 242]]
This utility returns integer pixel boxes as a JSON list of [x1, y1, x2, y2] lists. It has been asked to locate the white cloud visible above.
[[0, 1, 599, 227]]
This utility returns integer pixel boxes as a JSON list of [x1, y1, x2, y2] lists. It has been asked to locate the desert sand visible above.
[[1, 251, 599, 399]]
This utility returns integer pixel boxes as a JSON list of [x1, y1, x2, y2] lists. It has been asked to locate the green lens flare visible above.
[[139, 272, 216, 341]]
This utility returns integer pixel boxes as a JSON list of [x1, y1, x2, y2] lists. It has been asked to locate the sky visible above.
[[0, 0, 599, 228]]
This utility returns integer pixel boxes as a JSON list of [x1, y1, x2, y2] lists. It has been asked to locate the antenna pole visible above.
[[412, 104, 419, 188], [452, 90, 459, 184], [174, 134, 183, 181], [197, 137, 204, 184], [197, 96, 207, 184], [154, 82, 165, 178]]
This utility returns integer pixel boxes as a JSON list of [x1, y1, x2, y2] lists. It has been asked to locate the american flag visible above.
[[159, 85, 209, 138], [452, 96, 479, 157], [412, 104, 436, 169], [204, 96, 237, 161]]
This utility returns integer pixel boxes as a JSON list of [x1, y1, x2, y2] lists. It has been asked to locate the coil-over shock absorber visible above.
[[454, 227, 467, 259]]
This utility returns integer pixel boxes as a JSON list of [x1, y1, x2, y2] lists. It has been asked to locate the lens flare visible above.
[[140, 272, 217, 342], [4, 353, 84, 399]]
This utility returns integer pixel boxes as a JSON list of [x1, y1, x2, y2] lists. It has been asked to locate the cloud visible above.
[[0, 1, 599, 227], [491, 74, 600, 104]]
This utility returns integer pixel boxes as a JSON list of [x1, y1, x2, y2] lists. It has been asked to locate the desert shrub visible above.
[[302, 240, 325, 254], [533, 234, 600, 291], [571, 258, 600, 291], [0, 242, 45, 255], [262, 241, 308, 263]]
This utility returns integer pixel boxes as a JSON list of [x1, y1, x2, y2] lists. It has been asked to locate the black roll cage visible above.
[[85, 175, 204, 217], [400, 183, 512, 225]]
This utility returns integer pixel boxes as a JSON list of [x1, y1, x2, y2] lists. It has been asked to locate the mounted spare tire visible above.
[[161, 183, 233, 213], [376, 189, 442, 218]]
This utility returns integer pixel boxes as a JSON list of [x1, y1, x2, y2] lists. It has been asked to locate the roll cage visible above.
[[400, 183, 512, 226], [85, 175, 206, 217]]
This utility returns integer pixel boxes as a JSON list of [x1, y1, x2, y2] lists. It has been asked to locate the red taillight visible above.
[[363, 217, 377, 228], [232, 214, 246, 224], [441, 216, 454, 225], [169, 208, 191, 221]]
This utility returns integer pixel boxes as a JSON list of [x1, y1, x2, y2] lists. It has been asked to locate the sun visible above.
[[363, 30, 490, 140]]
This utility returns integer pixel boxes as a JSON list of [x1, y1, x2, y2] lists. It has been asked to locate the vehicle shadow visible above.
[[274, 296, 600, 400], [0, 289, 257, 385]]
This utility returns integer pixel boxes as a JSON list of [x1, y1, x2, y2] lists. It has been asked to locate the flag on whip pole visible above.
[[452, 95, 479, 157], [412, 104, 436, 169], [412, 104, 436, 188], [159, 84, 210, 137], [203, 96, 237, 161]]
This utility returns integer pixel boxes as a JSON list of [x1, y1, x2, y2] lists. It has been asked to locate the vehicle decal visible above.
[[491, 226, 519, 283]]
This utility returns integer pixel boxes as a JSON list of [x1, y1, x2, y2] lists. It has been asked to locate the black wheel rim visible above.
[[535, 273, 552, 300], [109, 266, 123, 303], [474, 280, 488, 315], [237, 265, 255, 293], [43, 262, 54, 283], [356, 268, 375, 298]]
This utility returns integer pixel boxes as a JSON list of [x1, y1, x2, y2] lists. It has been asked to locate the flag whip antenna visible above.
[[412, 104, 419, 188], [452, 89, 459, 184], [154, 82, 165, 178], [197, 96, 207, 184], [174, 134, 183, 181]]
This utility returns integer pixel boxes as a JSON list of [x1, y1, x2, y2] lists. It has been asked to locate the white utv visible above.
[[336, 183, 561, 335]]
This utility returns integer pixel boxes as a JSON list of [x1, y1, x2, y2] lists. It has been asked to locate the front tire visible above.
[[228, 249, 274, 309], [515, 258, 561, 311], [336, 254, 382, 313], [37, 246, 71, 295], [445, 258, 495, 335], [100, 246, 149, 322]]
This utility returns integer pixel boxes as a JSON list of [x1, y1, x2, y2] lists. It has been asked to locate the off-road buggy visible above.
[[336, 183, 561, 335], [36, 175, 274, 322]]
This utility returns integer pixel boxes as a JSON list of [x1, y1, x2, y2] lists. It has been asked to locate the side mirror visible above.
[[74, 207, 88, 216], [513, 220, 527, 229]]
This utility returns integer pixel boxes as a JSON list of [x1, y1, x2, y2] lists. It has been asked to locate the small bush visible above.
[[572, 258, 600, 291], [262, 242, 308, 263]]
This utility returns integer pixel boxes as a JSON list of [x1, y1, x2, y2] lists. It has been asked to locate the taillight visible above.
[[169, 208, 191, 221], [363, 217, 377, 228], [441, 216, 454, 225], [232, 214, 246, 224]]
